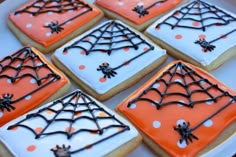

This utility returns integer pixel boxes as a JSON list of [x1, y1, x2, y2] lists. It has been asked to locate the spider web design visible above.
[[8, 90, 130, 156], [156, 0, 236, 52], [14, 0, 92, 34], [63, 20, 154, 78], [128, 61, 236, 145], [0, 47, 60, 112]]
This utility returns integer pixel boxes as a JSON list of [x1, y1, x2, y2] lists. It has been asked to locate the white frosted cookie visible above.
[[0, 90, 141, 157], [145, 0, 236, 71], [52, 20, 167, 101]]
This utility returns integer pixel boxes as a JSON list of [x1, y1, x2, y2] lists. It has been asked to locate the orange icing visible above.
[[96, 0, 182, 25], [0, 46, 68, 126], [117, 60, 236, 157], [9, 0, 102, 47]]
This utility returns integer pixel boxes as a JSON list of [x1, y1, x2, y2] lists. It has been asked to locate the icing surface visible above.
[[54, 20, 166, 94], [146, 0, 236, 67], [9, 0, 102, 47], [0, 90, 138, 157], [117, 60, 236, 157], [0, 46, 68, 126], [96, 0, 183, 25]]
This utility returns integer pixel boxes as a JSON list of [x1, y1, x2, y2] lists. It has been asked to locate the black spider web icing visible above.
[[0, 47, 60, 112], [8, 90, 130, 156], [63, 20, 154, 79], [128, 61, 236, 145], [14, 0, 92, 34], [155, 0, 236, 52], [132, 0, 168, 17]]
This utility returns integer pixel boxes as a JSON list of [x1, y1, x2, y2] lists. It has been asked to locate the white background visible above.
[[0, 0, 235, 156]]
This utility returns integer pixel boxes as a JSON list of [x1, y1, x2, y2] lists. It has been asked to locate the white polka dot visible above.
[[230, 98, 235, 103], [177, 65, 181, 71], [68, 10, 74, 13], [30, 79, 36, 84], [176, 119, 186, 126], [16, 64, 21, 68], [178, 100, 185, 107], [15, 13, 20, 17], [45, 22, 50, 26], [0, 112, 3, 118], [48, 11, 53, 15], [129, 103, 136, 109], [52, 2, 58, 5], [200, 80, 206, 85], [118, 2, 124, 6], [175, 79, 182, 83], [206, 98, 214, 105], [153, 121, 161, 128], [30, 14, 34, 17], [7, 79, 12, 84], [26, 23, 32, 28], [152, 83, 160, 89], [66, 21, 71, 24], [25, 95, 31, 100], [137, 2, 144, 6], [46, 32, 51, 37], [204, 119, 213, 127], [177, 140, 187, 148], [37, 63, 43, 66], [152, 100, 159, 106]]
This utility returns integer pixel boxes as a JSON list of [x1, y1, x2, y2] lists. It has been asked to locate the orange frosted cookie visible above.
[[95, 0, 187, 31], [117, 60, 236, 156], [0, 46, 70, 127], [8, 0, 103, 53]]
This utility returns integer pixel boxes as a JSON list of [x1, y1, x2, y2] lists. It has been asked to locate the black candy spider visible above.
[[45, 21, 64, 34], [97, 62, 117, 79], [133, 5, 149, 17], [174, 121, 198, 145], [194, 38, 216, 52], [51, 144, 71, 157], [0, 93, 15, 112]]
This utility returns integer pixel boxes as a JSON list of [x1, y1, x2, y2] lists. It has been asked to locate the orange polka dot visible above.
[[215, 23, 222, 26], [79, 65, 85, 70], [27, 145, 36, 152], [124, 47, 130, 52], [35, 127, 43, 134], [122, 36, 128, 39], [65, 127, 75, 133], [10, 126, 18, 131], [80, 50, 86, 55], [84, 38, 90, 42], [174, 12, 179, 16], [192, 22, 200, 27], [62, 50, 68, 55], [199, 34, 206, 39], [99, 112, 107, 117], [99, 77, 106, 83], [202, 48, 207, 53], [86, 145, 93, 149], [75, 112, 81, 117], [155, 26, 160, 30], [118, 128, 124, 132], [221, 34, 227, 39], [103, 38, 110, 40], [124, 61, 130, 66], [90, 131, 98, 135], [143, 47, 149, 51], [100, 50, 106, 53], [46, 110, 53, 114], [175, 34, 182, 39]]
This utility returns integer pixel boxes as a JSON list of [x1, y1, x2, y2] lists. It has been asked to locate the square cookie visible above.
[[8, 0, 103, 53], [0, 46, 70, 127], [0, 90, 142, 157], [52, 20, 167, 101], [95, 0, 188, 31], [117, 60, 236, 156], [145, 0, 236, 71]]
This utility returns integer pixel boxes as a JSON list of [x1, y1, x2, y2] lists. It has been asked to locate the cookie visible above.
[[145, 0, 236, 71], [52, 20, 167, 101], [0, 89, 142, 157], [8, 0, 103, 53], [0, 46, 70, 127], [117, 60, 236, 156], [95, 0, 188, 31]]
